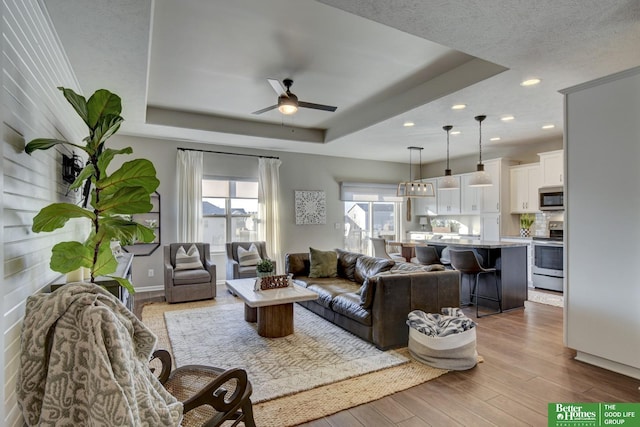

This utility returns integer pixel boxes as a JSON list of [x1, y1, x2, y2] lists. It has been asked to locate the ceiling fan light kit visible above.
[[253, 78, 337, 115], [277, 95, 298, 115], [397, 146, 435, 198], [439, 124, 459, 190], [469, 114, 493, 187]]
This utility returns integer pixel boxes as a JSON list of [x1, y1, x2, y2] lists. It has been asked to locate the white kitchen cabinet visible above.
[[437, 176, 461, 214], [539, 149, 564, 186], [461, 173, 481, 214], [480, 159, 502, 213], [413, 178, 438, 215], [481, 213, 500, 241], [510, 164, 540, 213]]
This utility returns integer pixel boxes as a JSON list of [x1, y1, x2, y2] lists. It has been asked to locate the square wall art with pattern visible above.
[[295, 190, 326, 225]]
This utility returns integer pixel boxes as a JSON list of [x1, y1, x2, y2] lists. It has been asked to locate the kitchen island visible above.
[[423, 239, 529, 312]]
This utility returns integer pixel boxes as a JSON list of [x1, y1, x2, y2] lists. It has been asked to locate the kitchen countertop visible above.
[[422, 238, 530, 249]]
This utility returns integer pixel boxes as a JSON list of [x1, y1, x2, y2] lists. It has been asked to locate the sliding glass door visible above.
[[344, 201, 400, 255]]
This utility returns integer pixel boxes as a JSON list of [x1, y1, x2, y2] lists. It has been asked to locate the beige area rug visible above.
[[528, 288, 564, 307], [142, 296, 451, 426], [164, 303, 408, 403]]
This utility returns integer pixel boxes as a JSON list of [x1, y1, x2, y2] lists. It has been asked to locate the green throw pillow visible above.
[[308, 247, 337, 278]]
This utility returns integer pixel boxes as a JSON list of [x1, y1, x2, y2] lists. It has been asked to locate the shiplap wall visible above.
[[2, 1, 86, 424]]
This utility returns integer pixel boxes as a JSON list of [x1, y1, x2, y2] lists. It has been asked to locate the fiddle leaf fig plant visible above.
[[25, 87, 159, 292]]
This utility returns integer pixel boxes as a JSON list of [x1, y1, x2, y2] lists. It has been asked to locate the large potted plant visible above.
[[25, 87, 159, 292]]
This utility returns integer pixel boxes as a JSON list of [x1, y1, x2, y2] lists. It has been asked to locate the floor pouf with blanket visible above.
[[407, 307, 478, 370]]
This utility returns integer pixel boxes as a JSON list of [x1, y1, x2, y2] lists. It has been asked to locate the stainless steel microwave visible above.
[[539, 186, 564, 211]]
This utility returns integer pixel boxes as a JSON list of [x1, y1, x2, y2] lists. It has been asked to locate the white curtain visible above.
[[177, 150, 203, 242], [258, 157, 282, 273]]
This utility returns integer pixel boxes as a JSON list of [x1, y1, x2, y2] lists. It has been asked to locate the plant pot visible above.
[[257, 271, 274, 278], [520, 228, 531, 237]]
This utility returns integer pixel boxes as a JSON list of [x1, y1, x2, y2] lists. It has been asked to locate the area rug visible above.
[[528, 288, 563, 307], [142, 297, 451, 426], [164, 303, 408, 403]]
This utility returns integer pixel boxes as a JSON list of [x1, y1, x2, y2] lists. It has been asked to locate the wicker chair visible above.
[[150, 349, 256, 427]]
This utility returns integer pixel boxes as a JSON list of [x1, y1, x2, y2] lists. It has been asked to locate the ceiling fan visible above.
[[252, 78, 338, 115]]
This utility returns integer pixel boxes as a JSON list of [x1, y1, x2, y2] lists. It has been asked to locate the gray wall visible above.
[[109, 135, 412, 288]]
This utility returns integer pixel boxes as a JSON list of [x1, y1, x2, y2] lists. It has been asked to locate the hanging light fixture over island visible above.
[[397, 146, 435, 197], [439, 125, 459, 190], [469, 115, 493, 187]]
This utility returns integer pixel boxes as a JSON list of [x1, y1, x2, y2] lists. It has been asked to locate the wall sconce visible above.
[[62, 153, 83, 184]]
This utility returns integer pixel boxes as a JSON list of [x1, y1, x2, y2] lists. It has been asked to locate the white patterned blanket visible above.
[[17, 283, 183, 426]]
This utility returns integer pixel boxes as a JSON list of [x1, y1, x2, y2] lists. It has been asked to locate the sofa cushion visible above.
[[358, 277, 377, 308], [174, 244, 204, 270], [354, 255, 395, 284], [306, 281, 360, 308], [173, 268, 210, 285], [286, 253, 310, 277], [331, 293, 372, 326], [392, 263, 446, 273], [309, 247, 338, 278], [237, 243, 261, 266], [335, 249, 361, 281]]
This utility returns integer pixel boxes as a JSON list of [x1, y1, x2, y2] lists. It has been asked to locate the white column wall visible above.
[[563, 66, 640, 379]]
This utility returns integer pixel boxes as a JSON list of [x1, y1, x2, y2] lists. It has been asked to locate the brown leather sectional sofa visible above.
[[285, 250, 460, 350]]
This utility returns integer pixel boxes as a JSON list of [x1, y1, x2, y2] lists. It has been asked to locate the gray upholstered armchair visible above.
[[225, 241, 276, 279], [164, 243, 216, 303]]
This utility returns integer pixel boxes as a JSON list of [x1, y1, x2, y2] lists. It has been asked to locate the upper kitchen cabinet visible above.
[[437, 176, 461, 214], [413, 178, 439, 215], [480, 158, 511, 214], [539, 150, 564, 186], [510, 164, 540, 213], [480, 158, 520, 237], [461, 173, 481, 214]]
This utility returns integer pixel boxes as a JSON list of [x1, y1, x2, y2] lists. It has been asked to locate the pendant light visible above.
[[469, 115, 493, 187], [439, 125, 459, 190], [397, 146, 435, 197]]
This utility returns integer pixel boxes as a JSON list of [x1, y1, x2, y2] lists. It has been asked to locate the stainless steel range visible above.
[[532, 220, 564, 292]]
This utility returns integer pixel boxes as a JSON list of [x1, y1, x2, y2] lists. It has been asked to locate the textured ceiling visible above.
[[44, 0, 640, 164]]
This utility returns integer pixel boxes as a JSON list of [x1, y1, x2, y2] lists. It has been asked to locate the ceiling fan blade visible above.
[[252, 105, 278, 115], [298, 101, 338, 112], [267, 78, 286, 96]]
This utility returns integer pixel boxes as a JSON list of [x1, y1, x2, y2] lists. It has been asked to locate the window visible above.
[[340, 182, 403, 255], [202, 178, 258, 252], [344, 202, 401, 255]]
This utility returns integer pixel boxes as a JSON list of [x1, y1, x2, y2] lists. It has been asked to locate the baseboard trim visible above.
[[575, 351, 640, 380], [134, 285, 164, 293]]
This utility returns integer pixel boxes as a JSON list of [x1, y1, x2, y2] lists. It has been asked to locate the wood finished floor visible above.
[[135, 293, 640, 427]]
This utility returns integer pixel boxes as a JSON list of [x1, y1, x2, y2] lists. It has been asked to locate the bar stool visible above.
[[413, 246, 441, 265], [449, 249, 502, 318]]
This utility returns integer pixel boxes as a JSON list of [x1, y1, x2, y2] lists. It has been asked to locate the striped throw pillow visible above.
[[174, 244, 204, 270], [237, 243, 261, 266]]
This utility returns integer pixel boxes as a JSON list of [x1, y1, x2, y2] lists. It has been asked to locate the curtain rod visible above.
[[177, 147, 279, 160]]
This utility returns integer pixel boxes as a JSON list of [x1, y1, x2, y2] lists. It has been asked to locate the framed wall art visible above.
[[295, 190, 326, 225]]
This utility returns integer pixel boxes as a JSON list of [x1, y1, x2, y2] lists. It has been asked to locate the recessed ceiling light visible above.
[[450, 131, 461, 135], [403, 121, 415, 127], [542, 124, 555, 129], [501, 115, 515, 121], [490, 137, 501, 141], [521, 78, 541, 86], [451, 104, 466, 110]]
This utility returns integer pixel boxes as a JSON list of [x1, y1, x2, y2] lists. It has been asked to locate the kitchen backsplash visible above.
[[532, 211, 564, 236]]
